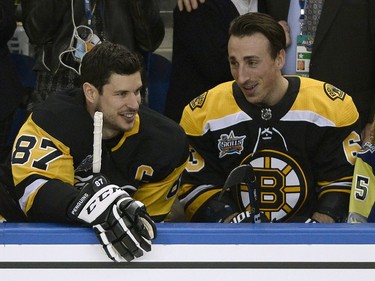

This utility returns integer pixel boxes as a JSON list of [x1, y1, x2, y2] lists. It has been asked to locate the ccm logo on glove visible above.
[[77, 185, 128, 223]]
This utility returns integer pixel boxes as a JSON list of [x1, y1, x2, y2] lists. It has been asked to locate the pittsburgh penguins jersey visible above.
[[11, 89, 189, 222], [179, 76, 361, 222], [348, 141, 375, 223]]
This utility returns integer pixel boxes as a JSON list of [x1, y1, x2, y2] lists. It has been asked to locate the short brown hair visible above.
[[229, 12, 286, 59], [80, 41, 144, 94]]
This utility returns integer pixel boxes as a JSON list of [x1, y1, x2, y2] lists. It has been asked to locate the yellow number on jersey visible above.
[[185, 146, 205, 172], [12, 135, 63, 170], [343, 131, 361, 165]]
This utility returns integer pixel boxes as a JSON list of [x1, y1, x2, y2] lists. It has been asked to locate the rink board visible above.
[[1, 223, 375, 280]]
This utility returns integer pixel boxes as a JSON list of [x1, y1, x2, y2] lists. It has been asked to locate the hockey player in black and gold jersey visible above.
[[178, 13, 361, 223], [7, 42, 189, 261]]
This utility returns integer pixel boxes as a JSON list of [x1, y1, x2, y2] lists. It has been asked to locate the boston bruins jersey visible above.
[[179, 76, 361, 222], [11, 89, 189, 222]]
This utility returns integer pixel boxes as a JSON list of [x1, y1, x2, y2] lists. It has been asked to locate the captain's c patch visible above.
[[324, 83, 346, 101], [189, 91, 208, 110]]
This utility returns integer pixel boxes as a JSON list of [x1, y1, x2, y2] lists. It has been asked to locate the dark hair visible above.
[[229, 12, 286, 59], [80, 41, 144, 94]]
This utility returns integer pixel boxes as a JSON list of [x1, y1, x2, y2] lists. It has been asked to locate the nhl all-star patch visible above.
[[189, 91, 208, 110], [218, 130, 246, 158], [324, 83, 346, 101]]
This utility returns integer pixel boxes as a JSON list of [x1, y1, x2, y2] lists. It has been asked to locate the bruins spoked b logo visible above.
[[234, 150, 308, 222]]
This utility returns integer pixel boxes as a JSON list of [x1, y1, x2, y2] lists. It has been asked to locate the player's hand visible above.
[[177, 0, 205, 12], [311, 212, 334, 223], [361, 122, 373, 144], [67, 175, 157, 262]]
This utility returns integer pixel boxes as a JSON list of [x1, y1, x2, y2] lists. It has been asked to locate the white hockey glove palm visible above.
[[68, 175, 157, 262]]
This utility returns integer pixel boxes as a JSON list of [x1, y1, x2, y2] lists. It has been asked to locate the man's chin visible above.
[[121, 121, 135, 132], [243, 95, 261, 105]]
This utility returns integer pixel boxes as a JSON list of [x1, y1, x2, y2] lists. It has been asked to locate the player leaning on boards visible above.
[[4, 42, 189, 261], [178, 12, 361, 224], [348, 119, 375, 223]]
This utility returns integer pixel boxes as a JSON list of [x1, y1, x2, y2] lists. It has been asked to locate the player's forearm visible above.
[[317, 191, 350, 222], [26, 179, 78, 223]]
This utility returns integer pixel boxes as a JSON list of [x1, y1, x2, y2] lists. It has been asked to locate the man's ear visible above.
[[83, 82, 97, 103], [276, 49, 286, 69]]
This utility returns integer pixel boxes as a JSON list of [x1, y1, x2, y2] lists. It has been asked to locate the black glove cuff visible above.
[[317, 192, 350, 222], [192, 191, 238, 222]]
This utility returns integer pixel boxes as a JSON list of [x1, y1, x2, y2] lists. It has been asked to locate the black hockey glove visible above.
[[67, 175, 157, 262], [229, 211, 257, 223], [229, 211, 269, 223]]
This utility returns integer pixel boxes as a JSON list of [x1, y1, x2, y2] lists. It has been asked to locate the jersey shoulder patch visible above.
[[324, 83, 346, 101], [189, 92, 208, 111]]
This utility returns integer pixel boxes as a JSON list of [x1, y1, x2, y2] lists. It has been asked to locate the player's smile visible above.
[[120, 110, 137, 118], [119, 111, 137, 122], [242, 82, 258, 94]]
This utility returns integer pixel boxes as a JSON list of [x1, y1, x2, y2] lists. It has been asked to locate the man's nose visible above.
[[127, 92, 140, 109], [236, 65, 249, 84]]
